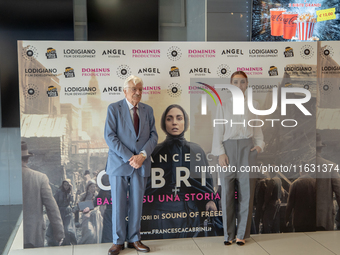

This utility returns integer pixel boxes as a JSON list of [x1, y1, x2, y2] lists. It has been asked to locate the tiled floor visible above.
[[7, 231, 340, 255]]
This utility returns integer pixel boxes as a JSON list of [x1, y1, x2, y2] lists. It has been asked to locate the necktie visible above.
[[133, 106, 139, 135]]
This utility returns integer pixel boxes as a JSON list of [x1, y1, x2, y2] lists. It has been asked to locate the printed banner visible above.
[[252, 0, 340, 41], [18, 41, 339, 248]]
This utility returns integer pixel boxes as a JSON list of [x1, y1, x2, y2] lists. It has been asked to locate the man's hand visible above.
[[219, 154, 229, 167], [129, 154, 146, 169]]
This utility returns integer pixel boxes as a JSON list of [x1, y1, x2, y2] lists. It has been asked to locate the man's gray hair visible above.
[[123, 75, 143, 90]]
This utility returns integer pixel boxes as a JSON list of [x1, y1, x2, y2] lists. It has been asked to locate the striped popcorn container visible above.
[[296, 21, 315, 41]]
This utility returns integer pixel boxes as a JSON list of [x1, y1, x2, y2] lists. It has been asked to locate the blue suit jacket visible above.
[[104, 99, 158, 177]]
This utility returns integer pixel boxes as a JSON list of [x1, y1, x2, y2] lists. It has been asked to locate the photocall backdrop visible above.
[[17, 41, 340, 247]]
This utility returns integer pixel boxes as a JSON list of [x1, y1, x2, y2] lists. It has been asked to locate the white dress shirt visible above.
[[211, 95, 265, 156]]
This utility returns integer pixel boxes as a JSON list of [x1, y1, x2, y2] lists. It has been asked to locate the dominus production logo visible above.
[[46, 47, 57, 59], [143, 86, 161, 95], [102, 49, 126, 58], [300, 45, 314, 59], [24, 84, 39, 99], [137, 67, 160, 76], [116, 65, 131, 79], [268, 66, 278, 76], [217, 64, 231, 78], [64, 67, 75, 78], [167, 83, 182, 97], [320, 45, 334, 59], [221, 49, 244, 57], [47, 86, 58, 97], [237, 67, 263, 75], [82, 68, 110, 77], [188, 49, 216, 58], [169, 66, 180, 77], [167, 46, 182, 61], [284, 47, 294, 57], [22, 46, 38, 61], [132, 49, 160, 58]]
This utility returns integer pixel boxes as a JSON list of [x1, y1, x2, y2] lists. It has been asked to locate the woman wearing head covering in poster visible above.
[[77, 179, 103, 244], [211, 71, 264, 246], [47, 179, 77, 245], [142, 104, 222, 239]]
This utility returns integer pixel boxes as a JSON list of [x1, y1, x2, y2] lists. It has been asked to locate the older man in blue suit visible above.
[[105, 75, 158, 255]]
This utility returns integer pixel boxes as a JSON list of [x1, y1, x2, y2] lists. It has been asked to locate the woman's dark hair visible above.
[[60, 179, 71, 193], [230, 71, 248, 84], [161, 104, 189, 135]]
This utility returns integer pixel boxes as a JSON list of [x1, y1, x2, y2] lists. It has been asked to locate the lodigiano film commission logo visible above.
[[300, 45, 314, 59], [284, 46, 294, 57], [217, 64, 231, 78], [169, 66, 180, 77], [268, 66, 279, 76], [167, 46, 182, 61], [320, 45, 334, 59], [22, 45, 38, 61], [116, 65, 131, 79], [64, 67, 75, 78], [319, 80, 334, 95], [47, 86, 58, 97], [167, 83, 182, 97], [24, 84, 39, 99], [195, 82, 223, 115], [46, 47, 57, 59]]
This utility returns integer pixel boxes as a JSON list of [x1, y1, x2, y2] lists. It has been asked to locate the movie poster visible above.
[[18, 41, 334, 248], [252, 0, 340, 41]]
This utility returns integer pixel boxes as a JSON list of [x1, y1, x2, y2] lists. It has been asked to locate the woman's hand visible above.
[[205, 201, 218, 211], [251, 146, 261, 154], [219, 154, 229, 167]]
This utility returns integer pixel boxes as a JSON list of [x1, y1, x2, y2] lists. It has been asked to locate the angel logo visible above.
[[284, 47, 294, 57], [268, 66, 278, 76]]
